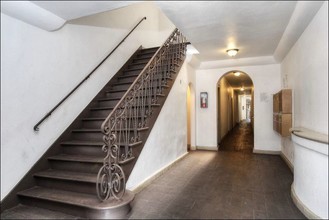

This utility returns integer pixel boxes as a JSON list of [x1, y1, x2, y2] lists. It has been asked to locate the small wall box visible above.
[[273, 89, 292, 137], [200, 92, 208, 108]]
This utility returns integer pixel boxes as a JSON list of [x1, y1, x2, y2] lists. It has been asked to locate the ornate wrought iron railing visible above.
[[96, 28, 187, 201]]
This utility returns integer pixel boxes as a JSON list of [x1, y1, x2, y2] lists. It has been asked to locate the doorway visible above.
[[217, 71, 254, 151], [187, 84, 192, 151]]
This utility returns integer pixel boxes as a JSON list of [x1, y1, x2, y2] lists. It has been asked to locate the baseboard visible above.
[[291, 184, 321, 219], [253, 149, 281, 155], [196, 146, 218, 151], [280, 152, 294, 173], [129, 152, 189, 194]]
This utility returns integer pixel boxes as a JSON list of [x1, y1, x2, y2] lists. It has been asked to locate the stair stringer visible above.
[[118, 52, 187, 181], [0, 46, 143, 212], [126, 59, 189, 190]]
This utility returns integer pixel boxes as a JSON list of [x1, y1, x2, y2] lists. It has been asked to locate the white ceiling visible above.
[[156, 1, 297, 61], [29, 1, 323, 62], [31, 1, 140, 20]]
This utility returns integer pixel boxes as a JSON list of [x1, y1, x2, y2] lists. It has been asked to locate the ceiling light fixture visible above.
[[226, 48, 239, 57], [234, 72, 241, 77], [240, 86, 244, 91]]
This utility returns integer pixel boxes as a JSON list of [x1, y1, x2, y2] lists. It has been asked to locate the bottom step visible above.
[[0, 204, 79, 219], [17, 186, 134, 219]]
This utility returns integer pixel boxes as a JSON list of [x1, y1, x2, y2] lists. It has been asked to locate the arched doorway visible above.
[[186, 83, 195, 151], [217, 70, 254, 151], [187, 84, 191, 151]]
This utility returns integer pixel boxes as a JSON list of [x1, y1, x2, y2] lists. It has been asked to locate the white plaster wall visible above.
[[0, 3, 174, 200], [186, 54, 197, 150], [126, 60, 195, 189], [292, 134, 328, 219], [218, 78, 234, 142], [196, 64, 281, 151], [281, 2, 328, 166]]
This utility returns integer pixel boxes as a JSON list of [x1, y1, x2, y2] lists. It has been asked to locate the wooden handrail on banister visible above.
[[33, 17, 147, 131]]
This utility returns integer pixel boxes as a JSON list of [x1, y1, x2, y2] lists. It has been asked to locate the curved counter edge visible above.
[[290, 127, 328, 145], [291, 185, 321, 219]]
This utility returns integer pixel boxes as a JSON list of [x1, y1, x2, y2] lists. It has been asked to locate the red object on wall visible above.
[[200, 92, 208, 108]]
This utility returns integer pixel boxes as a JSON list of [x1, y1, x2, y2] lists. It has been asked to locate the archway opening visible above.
[[217, 70, 254, 152], [187, 84, 192, 151]]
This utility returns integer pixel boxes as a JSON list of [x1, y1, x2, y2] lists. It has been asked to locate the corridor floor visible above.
[[219, 120, 254, 153], [128, 121, 305, 219]]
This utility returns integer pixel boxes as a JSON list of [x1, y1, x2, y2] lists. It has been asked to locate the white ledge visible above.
[[291, 127, 328, 156], [290, 127, 328, 144], [1, 1, 66, 31]]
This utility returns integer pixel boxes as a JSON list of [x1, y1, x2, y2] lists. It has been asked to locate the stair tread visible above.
[[141, 46, 159, 51], [124, 67, 144, 72], [106, 88, 168, 94], [61, 140, 142, 147], [0, 204, 79, 219], [94, 97, 121, 101], [48, 154, 103, 163], [72, 127, 149, 132], [112, 81, 134, 86], [72, 129, 102, 132], [131, 60, 149, 64], [61, 140, 104, 146], [90, 106, 114, 110], [81, 118, 106, 121], [18, 186, 131, 209], [105, 88, 128, 93], [34, 170, 96, 183]]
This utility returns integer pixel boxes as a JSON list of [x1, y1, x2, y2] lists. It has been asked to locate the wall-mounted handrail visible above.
[[33, 17, 147, 131]]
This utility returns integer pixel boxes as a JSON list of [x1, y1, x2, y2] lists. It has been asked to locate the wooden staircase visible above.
[[1, 43, 186, 219]]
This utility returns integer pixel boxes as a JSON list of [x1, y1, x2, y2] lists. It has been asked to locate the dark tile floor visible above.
[[219, 120, 254, 153], [128, 121, 305, 219], [1, 121, 305, 219]]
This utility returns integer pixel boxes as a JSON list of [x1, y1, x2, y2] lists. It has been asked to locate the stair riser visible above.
[[81, 120, 104, 128], [18, 194, 132, 219], [71, 132, 103, 141], [117, 75, 140, 83], [108, 84, 130, 92], [89, 109, 113, 118], [136, 53, 155, 59], [81, 119, 144, 129], [127, 63, 147, 70], [121, 68, 173, 81], [62, 145, 104, 157], [35, 177, 96, 195], [113, 79, 166, 89], [97, 100, 159, 114], [96, 100, 120, 108], [104, 90, 127, 99], [49, 160, 102, 173], [121, 70, 140, 77], [132, 58, 150, 64], [18, 196, 87, 218]]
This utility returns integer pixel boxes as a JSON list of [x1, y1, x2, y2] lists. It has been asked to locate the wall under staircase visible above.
[[1, 2, 175, 202], [1, 34, 190, 219]]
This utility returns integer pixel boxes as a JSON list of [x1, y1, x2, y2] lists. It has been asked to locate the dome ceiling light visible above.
[[226, 48, 239, 57], [234, 71, 241, 77]]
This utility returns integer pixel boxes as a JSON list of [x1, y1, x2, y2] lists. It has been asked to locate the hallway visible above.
[[219, 120, 254, 153], [128, 121, 302, 218], [128, 151, 305, 219]]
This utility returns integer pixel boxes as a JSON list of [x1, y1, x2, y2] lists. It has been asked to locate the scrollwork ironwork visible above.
[[97, 28, 187, 201]]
